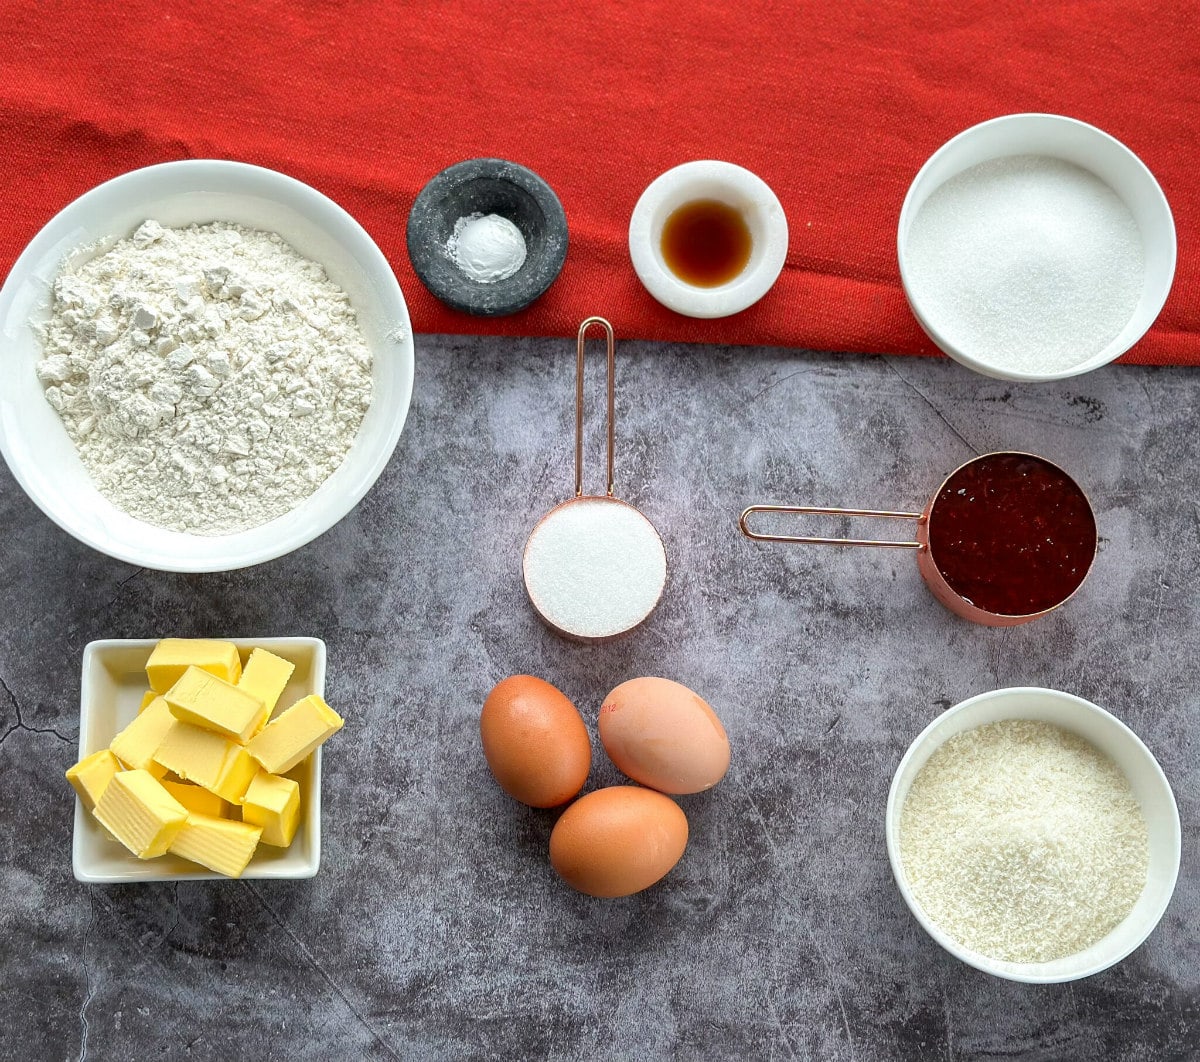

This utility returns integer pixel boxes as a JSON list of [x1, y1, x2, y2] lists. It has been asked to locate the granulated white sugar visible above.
[[899, 720, 1148, 964], [905, 155, 1144, 374], [523, 498, 666, 639]]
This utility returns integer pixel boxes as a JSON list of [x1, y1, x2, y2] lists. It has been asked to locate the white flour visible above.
[[35, 220, 373, 535]]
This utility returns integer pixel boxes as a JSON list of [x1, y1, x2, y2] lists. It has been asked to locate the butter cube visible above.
[[146, 639, 242, 694], [165, 666, 266, 743], [65, 749, 122, 812], [110, 697, 174, 778], [169, 813, 262, 878], [93, 769, 188, 858], [160, 779, 230, 819], [154, 721, 258, 802], [139, 690, 157, 713], [237, 648, 295, 728], [240, 770, 301, 847], [246, 695, 344, 775]]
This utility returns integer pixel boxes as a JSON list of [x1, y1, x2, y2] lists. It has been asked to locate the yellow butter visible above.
[[93, 769, 188, 858], [110, 697, 174, 778], [246, 694, 344, 775], [146, 639, 243, 694], [240, 770, 301, 847], [165, 665, 266, 743], [139, 690, 157, 713], [168, 812, 262, 878], [237, 648, 295, 730], [65, 749, 122, 812], [160, 779, 230, 819], [153, 721, 258, 802]]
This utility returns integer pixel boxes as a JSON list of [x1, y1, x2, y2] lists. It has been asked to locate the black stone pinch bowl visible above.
[[406, 158, 569, 317]]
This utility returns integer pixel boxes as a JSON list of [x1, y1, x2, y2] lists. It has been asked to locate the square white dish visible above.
[[73, 637, 325, 883]]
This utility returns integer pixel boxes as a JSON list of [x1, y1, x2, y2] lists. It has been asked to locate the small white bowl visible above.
[[897, 114, 1176, 382], [73, 637, 326, 883], [628, 160, 788, 318], [0, 160, 415, 572], [886, 687, 1180, 982]]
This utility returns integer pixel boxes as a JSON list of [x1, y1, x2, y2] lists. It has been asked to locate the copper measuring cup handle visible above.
[[576, 316, 615, 499], [738, 505, 924, 548]]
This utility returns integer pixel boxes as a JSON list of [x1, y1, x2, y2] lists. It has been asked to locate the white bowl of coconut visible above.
[[886, 687, 1180, 983]]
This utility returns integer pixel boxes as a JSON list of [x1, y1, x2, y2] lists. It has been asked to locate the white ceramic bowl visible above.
[[886, 687, 1180, 982], [897, 114, 1176, 382], [628, 160, 788, 318], [73, 637, 326, 883], [0, 160, 414, 571]]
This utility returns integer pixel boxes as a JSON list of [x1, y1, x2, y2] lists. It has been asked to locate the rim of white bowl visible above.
[[0, 159, 414, 572], [897, 113, 1177, 383], [885, 686, 1181, 983], [628, 160, 788, 319]]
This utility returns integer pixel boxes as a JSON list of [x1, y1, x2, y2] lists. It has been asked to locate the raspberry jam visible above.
[[927, 454, 1096, 617]]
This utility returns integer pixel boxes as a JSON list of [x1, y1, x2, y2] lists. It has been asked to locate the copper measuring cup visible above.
[[521, 317, 667, 641], [739, 451, 1098, 627]]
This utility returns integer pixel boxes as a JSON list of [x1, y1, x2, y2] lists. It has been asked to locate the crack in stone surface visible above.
[[739, 368, 814, 410], [159, 883, 181, 951], [102, 567, 147, 612], [884, 360, 980, 456], [241, 881, 403, 1061], [0, 672, 72, 745], [77, 893, 98, 1062]]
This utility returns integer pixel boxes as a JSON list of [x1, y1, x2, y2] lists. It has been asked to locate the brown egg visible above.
[[549, 786, 688, 897], [599, 676, 730, 794], [480, 675, 591, 808]]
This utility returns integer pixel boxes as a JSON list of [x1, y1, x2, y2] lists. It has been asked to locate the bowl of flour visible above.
[[898, 114, 1176, 382], [0, 160, 414, 571]]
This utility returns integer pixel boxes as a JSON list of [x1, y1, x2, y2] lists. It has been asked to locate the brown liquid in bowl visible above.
[[927, 453, 1096, 616], [661, 199, 752, 287]]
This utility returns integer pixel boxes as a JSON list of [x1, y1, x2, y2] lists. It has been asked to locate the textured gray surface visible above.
[[0, 335, 1197, 1061]]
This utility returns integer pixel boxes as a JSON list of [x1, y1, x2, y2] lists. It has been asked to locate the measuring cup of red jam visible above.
[[739, 452, 1097, 627]]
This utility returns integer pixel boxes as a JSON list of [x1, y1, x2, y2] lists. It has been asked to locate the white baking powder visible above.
[[905, 156, 1145, 374], [36, 220, 373, 535], [446, 213, 527, 283], [524, 498, 666, 639]]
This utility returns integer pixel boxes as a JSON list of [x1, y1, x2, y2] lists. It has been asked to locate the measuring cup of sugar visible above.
[[740, 452, 1097, 627], [522, 318, 667, 641], [898, 114, 1176, 382]]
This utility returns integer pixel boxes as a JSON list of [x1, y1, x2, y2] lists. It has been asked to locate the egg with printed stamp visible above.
[[599, 677, 730, 795]]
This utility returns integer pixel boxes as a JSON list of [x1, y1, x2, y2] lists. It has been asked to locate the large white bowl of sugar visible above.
[[0, 160, 414, 572], [886, 687, 1181, 983], [898, 114, 1175, 382]]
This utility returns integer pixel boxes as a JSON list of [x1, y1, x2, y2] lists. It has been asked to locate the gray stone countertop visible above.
[[0, 335, 1196, 1061]]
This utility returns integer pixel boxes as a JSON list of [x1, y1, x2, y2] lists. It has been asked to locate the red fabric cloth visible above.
[[1, 2, 1195, 363]]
